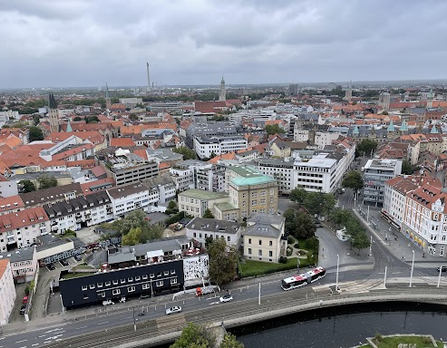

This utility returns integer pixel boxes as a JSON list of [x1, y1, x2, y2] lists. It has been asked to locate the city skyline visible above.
[[1, 0, 447, 88]]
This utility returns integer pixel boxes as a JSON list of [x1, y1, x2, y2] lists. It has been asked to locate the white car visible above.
[[165, 306, 182, 315], [219, 294, 233, 303], [102, 300, 114, 306]]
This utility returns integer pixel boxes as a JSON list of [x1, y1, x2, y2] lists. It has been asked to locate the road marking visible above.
[[32, 344, 40, 347], [75, 325, 88, 330], [16, 339, 28, 343], [38, 335, 46, 338], [120, 316, 132, 320], [44, 328, 63, 334], [97, 321, 109, 325]]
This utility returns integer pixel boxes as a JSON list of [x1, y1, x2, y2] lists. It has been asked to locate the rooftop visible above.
[[178, 189, 228, 200], [186, 217, 240, 234]]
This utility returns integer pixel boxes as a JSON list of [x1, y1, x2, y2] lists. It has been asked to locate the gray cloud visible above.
[[1, 0, 447, 88]]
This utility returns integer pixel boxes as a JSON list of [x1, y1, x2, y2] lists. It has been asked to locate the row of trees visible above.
[[289, 187, 336, 217]]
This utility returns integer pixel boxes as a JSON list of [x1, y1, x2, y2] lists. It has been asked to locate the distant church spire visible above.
[[48, 93, 60, 133], [219, 76, 226, 102], [344, 80, 352, 103], [105, 83, 111, 112]]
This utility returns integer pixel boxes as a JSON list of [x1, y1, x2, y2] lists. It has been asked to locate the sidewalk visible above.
[[353, 207, 439, 265]]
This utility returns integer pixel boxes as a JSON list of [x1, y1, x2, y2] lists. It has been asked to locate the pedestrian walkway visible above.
[[353, 207, 440, 265]]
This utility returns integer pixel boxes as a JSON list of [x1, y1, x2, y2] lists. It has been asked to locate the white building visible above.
[[169, 167, 195, 192], [256, 158, 295, 195], [107, 182, 150, 218], [314, 131, 341, 149], [294, 129, 310, 142], [194, 136, 248, 159], [293, 153, 338, 193], [0, 259, 16, 325], [0, 246, 37, 283], [178, 189, 229, 218], [44, 191, 113, 234], [0, 207, 50, 252], [363, 159, 402, 206], [0, 175, 18, 198], [141, 174, 176, 206], [185, 217, 242, 247]]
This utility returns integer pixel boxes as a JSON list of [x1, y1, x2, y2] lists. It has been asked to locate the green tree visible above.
[[170, 322, 211, 348], [37, 174, 57, 189], [342, 171, 364, 191], [29, 126, 44, 142], [172, 146, 196, 160], [329, 208, 352, 228], [350, 230, 370, 253], [401, 159, 414, 175], [220, 333, 244, 348], [141, 222, 165, 242], [202, 209, 215, 219], [119, 210, 148, 235], [122, 227, 142, 246], [356, 139, 378, 157], [129, 113, 138, 121], [265, 124, 285, 135], [208, 238, 237, 286], [289, 187, 307, 204], [293, 212, 317, 240], [19, 180, 36, 193], [85, 116, 100, 124], [283, 208, 297, 235]]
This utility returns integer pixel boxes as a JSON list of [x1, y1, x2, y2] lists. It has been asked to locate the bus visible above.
[[281, 267, 326, 291]]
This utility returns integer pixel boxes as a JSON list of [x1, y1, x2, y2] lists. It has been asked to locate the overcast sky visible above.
[[1, 0, 447, 88]]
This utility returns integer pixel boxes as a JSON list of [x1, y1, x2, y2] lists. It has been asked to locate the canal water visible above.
[[229, 302, 447, 348]]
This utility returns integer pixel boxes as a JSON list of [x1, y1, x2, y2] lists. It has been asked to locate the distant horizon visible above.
[[2, 78, 447, 92]]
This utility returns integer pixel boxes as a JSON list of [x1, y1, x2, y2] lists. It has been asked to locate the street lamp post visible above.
[[335, 254, 339, 291], [437, 266, 444, 288], [132, 306, 136, 332], [409, 250, 415, 287]]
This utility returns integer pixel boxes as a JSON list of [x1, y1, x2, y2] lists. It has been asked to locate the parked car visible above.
[[165, 306, 182, 315], [47, 263, 56, 270], [119, 297, 126, 303], [437, 266, 447, 272], [102, 300, 114, 306], [20, 305, 26, 315], [219, 294, 233, 303], [60, 259, 69, 266], [22, 296, 29, 304], [138, 311, 146, 316], [314, 220, 323, 228]]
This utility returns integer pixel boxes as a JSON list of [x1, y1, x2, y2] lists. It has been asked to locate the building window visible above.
[[170, 270, 176, 275], [89, 284, 95, 289], [128, 286, 136, 292], [248, 248, 252, 255], [142, 283, 150, 290], [156, 281, 164, 287], [81, 285, 87, 291], [269, 241, 272, 246], [258, 250, 262, 256], [135, 276, 141, 281], [269, 251, 273, 257], [112, 289, 121, 296], [112, 280, 118, 285], [98, 292, 106, 298], [142, 275, 148, 280], [150, 273, 155, 279], [259, 240, 262, 245], [105, 281, 111, 286], [120, 279, 126, 284], [248, 238, 252, 244], [97, 282, 103, 288], [170, 278, 178, 285]]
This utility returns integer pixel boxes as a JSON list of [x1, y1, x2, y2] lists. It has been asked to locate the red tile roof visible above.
[[0, 207, 49, 233]]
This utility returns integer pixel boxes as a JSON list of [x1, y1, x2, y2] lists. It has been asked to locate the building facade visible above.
[[185, 217, 242, 247], [0, 259, 16, 325], [363, 159, 402, 206], [107, 182, 151, 218]]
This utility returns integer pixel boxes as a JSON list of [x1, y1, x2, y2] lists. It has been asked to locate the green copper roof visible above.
[[387, 120, 395, 132], [231, 175, 276, 186], [179, 189, 227, 200], [400, 119, 408, 132]]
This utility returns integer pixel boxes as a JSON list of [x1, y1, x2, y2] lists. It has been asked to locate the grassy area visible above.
[[359, 335, 439, 348], [239, 257, 312, 278], [72, 264, 96, 270]]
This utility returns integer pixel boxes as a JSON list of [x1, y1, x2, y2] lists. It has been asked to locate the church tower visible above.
[[219, 76, 226, 102], [105, 83, 111, 111], [48, 93, 59, 133], [343, 81, 352, 103]]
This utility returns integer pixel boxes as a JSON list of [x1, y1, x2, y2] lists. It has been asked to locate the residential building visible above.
[[44, 191, 113, 234], [107, 182, 150, 218], [97, 148, 159, 186], [0, 195, 25, 216], [314, 131, 341, 149], [20, 183, 83, 208], [294, 129, 310, 142], [0, 259, 16, 325], [178, 189, 229, 218], [226, 166, 279, 218], [185, 122, 239, 148], [141, 174, 176, 206], [186, 217, 242, 247], [194, 136, 248, 159], [243, 214, 286, 263], [0, 207, 50, 252], [363, 159, 402, 206], [0, 246, 37, 283], [268, 140, 291, 158]]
